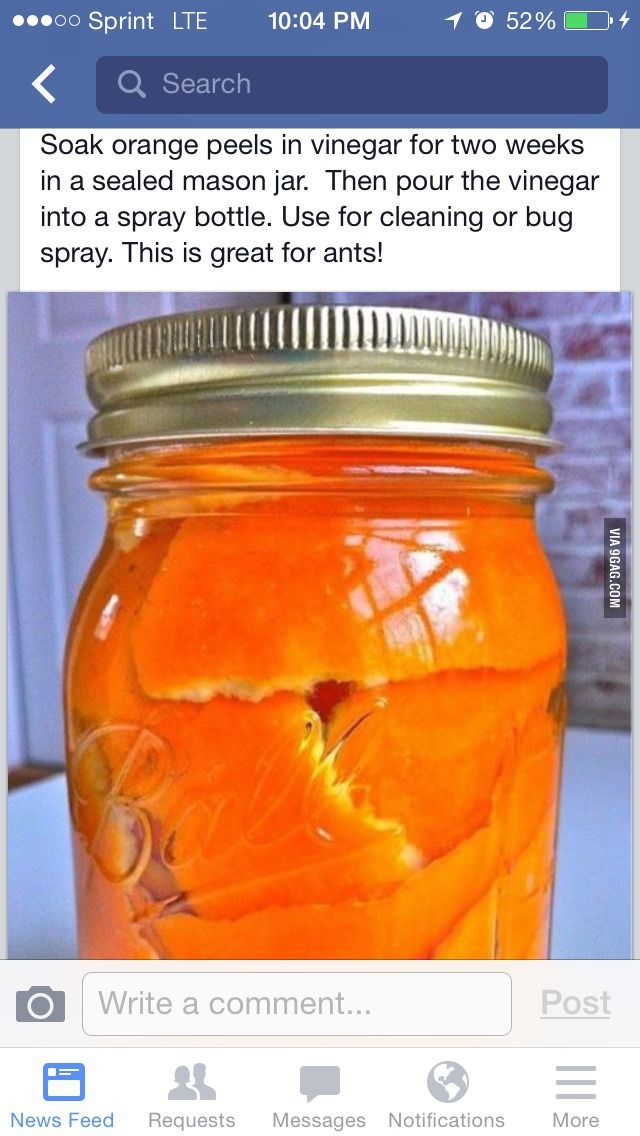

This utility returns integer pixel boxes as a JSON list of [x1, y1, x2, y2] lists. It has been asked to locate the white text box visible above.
[[83, 971, 512, 1036], [21, 128, 620, 290]]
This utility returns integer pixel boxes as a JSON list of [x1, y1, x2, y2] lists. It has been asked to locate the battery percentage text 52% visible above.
[[507, 10, 557, 27]]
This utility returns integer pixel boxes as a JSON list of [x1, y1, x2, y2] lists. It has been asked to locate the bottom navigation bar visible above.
[[0, 1046, 626, 1135]]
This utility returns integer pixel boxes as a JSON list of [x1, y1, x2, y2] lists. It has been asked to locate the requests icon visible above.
[[168, 1064, 216, 1100], [43, 1063, 86, 1102]]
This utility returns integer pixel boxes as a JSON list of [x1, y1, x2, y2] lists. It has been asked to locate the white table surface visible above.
[[8, 726, 631, 960]]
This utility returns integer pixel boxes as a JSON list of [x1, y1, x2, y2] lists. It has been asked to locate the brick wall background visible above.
[[304, 292, 631, 730]]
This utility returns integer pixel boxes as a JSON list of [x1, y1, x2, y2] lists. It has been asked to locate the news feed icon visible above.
[[43, 1063, 86, 1102], [16, 986, 66, 1023]]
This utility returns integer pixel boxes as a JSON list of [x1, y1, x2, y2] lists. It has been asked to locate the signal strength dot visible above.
[[13, 12, 53, 25]]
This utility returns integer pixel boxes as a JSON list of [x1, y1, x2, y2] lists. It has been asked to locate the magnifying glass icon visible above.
[[117, 69, 146, 98]]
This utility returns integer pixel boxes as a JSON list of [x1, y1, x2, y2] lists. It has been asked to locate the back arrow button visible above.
[[32, 64, 56, 104]]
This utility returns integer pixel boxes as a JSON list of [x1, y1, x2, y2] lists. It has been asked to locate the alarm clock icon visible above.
[[475, 10, 495, 28]]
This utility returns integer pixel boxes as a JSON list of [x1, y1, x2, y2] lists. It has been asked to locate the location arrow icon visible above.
[[32, 64, 56, 104], [445, 11, 463, 28]]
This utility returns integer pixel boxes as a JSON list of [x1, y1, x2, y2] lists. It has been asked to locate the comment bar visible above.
[[96, 56, 607, 115], [83, 972, 511, 1036]]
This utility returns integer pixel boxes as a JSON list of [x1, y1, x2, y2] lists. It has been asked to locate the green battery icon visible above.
[[564, 10, 613, 29]]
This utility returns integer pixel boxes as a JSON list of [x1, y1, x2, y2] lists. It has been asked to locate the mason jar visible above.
[[65, 304, 567, 960]]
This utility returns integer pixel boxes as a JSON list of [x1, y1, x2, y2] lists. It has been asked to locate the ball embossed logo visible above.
[[70, 702, 385, 914]]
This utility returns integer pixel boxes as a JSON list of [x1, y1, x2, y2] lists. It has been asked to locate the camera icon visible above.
[[16, 986, 66, 1023]]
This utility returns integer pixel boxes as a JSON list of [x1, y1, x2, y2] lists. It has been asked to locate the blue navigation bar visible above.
[[0, 0, 634, 126]]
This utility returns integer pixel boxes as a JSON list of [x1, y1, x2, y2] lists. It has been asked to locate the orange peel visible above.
[[130, 514, 566, 702]]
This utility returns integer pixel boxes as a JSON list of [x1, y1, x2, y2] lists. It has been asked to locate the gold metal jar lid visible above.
[[83, 304, 555, 453]]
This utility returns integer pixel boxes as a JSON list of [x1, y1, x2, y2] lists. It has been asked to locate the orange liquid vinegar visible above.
[[65, 439, 566, 960]]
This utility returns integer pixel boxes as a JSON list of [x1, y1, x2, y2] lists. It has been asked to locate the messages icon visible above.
[[300, 1066, 341, 1102]]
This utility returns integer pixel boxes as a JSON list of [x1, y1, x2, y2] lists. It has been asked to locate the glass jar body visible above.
[[65, 439, 567, 960]]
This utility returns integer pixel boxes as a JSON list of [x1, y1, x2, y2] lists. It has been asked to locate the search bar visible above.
[[96, 56, 608, 115], [83, 972, 511, 1036]]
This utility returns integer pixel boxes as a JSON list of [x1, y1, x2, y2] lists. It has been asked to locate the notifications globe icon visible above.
[[427, 1062, 469, 1103]]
